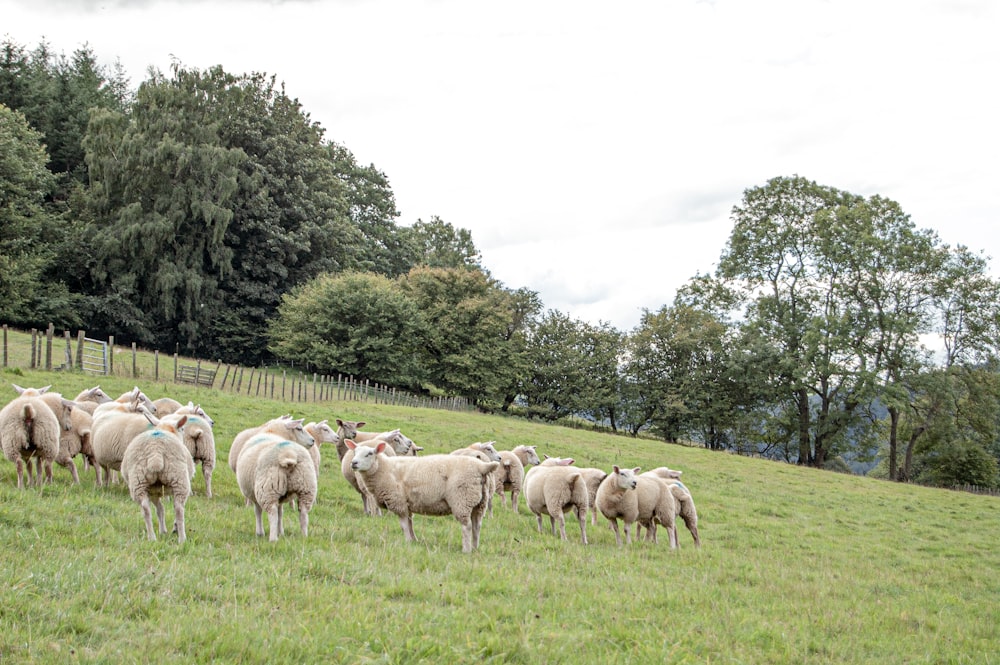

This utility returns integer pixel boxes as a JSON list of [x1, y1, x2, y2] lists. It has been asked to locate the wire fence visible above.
[[1, 323, 472, 412]]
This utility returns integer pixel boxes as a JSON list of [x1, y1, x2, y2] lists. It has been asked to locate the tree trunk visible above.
[[797, 387, 811, 465], [887, 406, 900, 481]]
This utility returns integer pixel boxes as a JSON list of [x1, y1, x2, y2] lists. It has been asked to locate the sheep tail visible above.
[[148, 452, 165, 474]]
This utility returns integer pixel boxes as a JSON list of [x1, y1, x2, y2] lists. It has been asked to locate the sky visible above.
[[5, 0, 999, 332]]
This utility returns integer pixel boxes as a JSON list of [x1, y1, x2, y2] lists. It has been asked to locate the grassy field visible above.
[[0, 366, 998, 664]]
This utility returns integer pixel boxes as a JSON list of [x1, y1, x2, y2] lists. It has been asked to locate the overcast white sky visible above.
[[5, 0, 999, 331]]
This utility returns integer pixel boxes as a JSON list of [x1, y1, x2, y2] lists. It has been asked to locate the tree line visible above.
[[2, 37, 999, 488]]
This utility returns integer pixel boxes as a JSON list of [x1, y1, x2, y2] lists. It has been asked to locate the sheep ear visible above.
[[176, 415, 188, 429], [613, 465, 621, 474], [345, 439, 357, 450], [357, 421, 367, 429], [40, 385, 51, 394], [375, 441, 387, 454], [12, 384, 25, 394], [632, 466, 641, 474]]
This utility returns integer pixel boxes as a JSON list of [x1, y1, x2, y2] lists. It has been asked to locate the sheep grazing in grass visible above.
[[120, 410, 194, 543], [347, 440, 499, 553], [595, 465, 640, 545], [236, 429, 317, 542], [72, 386, 113, 415], [0, 389, 60, 488], [159, 411, 216, 498], [640, 467, 700, 547], [494, 445, 541, 513], [523, 458, 591, 544], [90, 390, 159, 487], [304, 420, 339, 479]]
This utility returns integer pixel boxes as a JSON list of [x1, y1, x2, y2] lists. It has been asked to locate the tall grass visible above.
[[0, 367, 997, 664]]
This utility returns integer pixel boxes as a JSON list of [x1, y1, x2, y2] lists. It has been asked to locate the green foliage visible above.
[[0, 368, 998, 664], [401, 266, 527, 408], [268, 271, 426, 388], [407, 215, 483, 270], [520, 310, 622, 425]]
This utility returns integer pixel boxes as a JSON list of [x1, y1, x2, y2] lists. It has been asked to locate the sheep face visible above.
[[518, 446, 541, 466], [335, 419, 365, 440], [307, 420, 339, 446], [278, 418, 315, 448], [472, 442, 502, 462], [611, 465, 640, 491], [348, 441, 385, 471]]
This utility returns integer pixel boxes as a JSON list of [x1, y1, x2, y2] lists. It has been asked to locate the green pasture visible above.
[[0, 367, 997, 664]]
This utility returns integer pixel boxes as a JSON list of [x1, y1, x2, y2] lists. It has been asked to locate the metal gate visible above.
[[79, 337, 109, 375]]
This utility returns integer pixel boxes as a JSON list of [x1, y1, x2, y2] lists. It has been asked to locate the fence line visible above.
[[1, 324, 471, 412], [952, 484, 1000, 497]]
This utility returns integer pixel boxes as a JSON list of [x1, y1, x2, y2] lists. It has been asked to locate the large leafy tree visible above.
[[84, 64, 244, 349], [268, 271, 426, 388], [716, 176, 948, 468], [400, 266, 524, 408], [204, 69, 362, 363], [0, 103, 78, 326], [520, 311, 622, 425]]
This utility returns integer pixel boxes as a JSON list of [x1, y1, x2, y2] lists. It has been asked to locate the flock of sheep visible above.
[[0, 382, 700, 552]]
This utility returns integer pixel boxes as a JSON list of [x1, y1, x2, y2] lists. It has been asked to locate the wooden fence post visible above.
[[64, 330, 72, 369], [108, 336, 115, 374], [2, 325, 7, 368], [76, 330, 85, 368], [46, 323, 54, 370], [132, 342, 137, 377]]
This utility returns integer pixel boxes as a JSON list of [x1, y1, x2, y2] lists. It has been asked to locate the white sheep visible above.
[[632, 474, 678, 548], [304, 420, 340, 479], [350, 427, 417, 454], [92, 386, 157, 420], [31, 389, 92, 484], [160, 411, 216, 498], [451, 442, 503, 515], [151, 397, 183, 417], [523, 458, 591, 544], [120, 411, 195, 543], [0, 389, 60, 488], [235, 430, 317, 542], [594, 465, 640, 545], [494, 444, 541, 513], [227, 414, 294, 473], [90, 391, 156, 487], [578, 467, 609, 526], [640, 467, 700, 547], [341, 438, 398, 516], [72, 386, 113, 415], [347, 440, 499, 553]]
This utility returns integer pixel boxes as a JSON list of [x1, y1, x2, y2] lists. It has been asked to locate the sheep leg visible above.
[[42, 459, 53, 485], [202, 463, 213, 499], [298, 504, 309, 537], [276, 504, 285, 536], [608, 518, 623, 546], [576, 507, 588, 545], [456, 514, 475, 553], [624, 521, 633, 545], [62, 458, 81, 484], [684, 517, 700, 547], [173, 494, 187, 544], [152, 496, 167, 535], [139, 495, 157, 541], [15, 458, 25, 489], [266, 505, 281, 542], [535, 513, 544, 533], [511, 489, 519, 514], [253, 503, 265, 537], [399, 514, 416, 542]]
